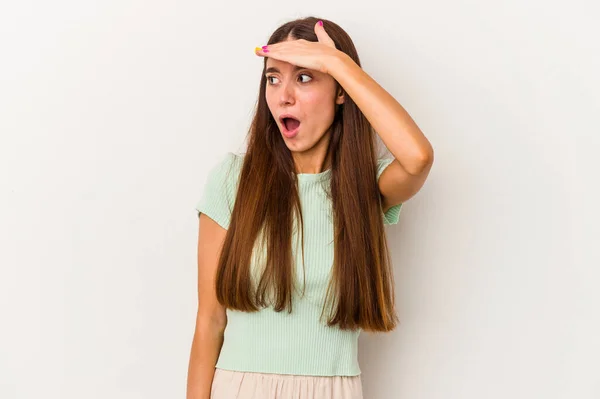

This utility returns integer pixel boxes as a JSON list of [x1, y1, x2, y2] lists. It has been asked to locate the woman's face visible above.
[[264, 53, 344, 154]]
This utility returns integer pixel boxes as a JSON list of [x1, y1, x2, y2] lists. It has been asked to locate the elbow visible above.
[[407, 148, 434, 176], [422, 147, 434, 168]]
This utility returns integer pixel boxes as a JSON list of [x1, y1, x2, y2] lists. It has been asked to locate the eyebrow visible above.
[[265, 65, 306, 74]]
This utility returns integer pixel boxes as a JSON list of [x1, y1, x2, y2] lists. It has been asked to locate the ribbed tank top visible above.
[[195, 152, 402, 376]]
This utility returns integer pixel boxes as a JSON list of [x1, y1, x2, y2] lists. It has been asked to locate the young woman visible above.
[[187, 17, 434, 399]]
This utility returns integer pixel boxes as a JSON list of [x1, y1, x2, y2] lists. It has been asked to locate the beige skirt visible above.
[[211, 368, 363, 399]]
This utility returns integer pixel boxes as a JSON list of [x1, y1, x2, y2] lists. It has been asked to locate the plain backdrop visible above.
[[1, 1, 598, 398]]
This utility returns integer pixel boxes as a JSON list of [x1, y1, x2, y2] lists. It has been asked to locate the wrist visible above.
[[327, 51, 353, 78], [326, 49, 352, 77]]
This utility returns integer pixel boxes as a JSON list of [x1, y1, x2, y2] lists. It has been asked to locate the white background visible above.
[[1, 1, 598, 398]]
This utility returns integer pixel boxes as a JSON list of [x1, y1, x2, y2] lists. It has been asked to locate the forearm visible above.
[[186, 321, 225, 399], [328, 53, 433, 175]]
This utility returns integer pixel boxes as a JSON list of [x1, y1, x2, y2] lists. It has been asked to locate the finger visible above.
[[254, 45, 270, 56], [314, 21, 336, 48]]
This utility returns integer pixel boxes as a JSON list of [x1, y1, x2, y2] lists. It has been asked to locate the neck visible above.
[[292, 130, 332, 174]]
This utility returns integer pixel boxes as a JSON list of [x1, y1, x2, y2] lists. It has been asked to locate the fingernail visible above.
[[254, 47, 261, 53], [262, 45, 268, 50], [318, 20, 323, 26]]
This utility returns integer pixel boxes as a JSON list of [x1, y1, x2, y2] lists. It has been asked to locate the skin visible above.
[[188, 21, 435, 398], [265, 37, 345, 174], [256, 22, 434, 211], [187, 213, 227, 399]]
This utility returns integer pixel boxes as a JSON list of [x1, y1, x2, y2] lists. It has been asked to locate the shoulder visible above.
[[206, 152, 244, 184], [195, 152, 245, 229], [212, 151, 243, 170]]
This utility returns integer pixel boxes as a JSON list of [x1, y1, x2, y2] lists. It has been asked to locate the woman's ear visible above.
[[336, 86, 345, 105]]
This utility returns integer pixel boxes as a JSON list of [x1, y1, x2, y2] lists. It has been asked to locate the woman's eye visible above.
[[266, 74, 312, 85], [298, 74, 312, 83]]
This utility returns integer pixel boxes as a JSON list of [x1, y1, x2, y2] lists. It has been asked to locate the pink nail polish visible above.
[[318, 20, 323, 26], [262, 45, 268, 50]]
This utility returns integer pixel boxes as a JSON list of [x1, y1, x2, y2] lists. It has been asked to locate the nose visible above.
[[279, 80, 295, 106]]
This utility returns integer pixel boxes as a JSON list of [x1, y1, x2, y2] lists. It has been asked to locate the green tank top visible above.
[[195, 152, 402, 376]]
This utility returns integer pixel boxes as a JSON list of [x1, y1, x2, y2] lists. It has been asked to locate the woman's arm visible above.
[[328, 53, 434, 176], [186, 215, 228, 399], [327, 53, 434, 208]]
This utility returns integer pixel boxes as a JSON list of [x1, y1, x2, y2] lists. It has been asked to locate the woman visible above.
[[187, 16, 434, 399]]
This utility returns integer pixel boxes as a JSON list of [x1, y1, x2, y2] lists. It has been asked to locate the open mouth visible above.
[[282, 117, 300, 132], [279, 115, 301, 138]]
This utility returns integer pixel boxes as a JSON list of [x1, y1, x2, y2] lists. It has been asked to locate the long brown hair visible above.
[[215, 16, 398, 332]]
